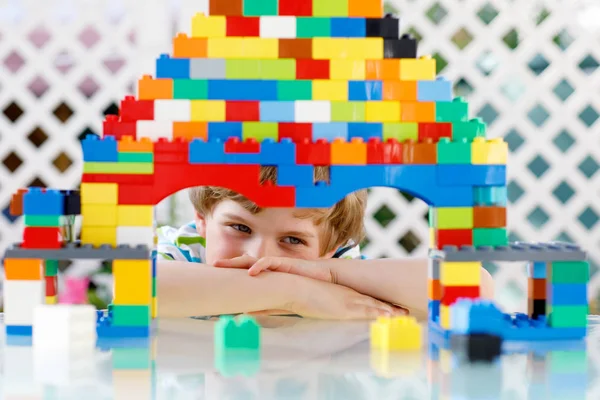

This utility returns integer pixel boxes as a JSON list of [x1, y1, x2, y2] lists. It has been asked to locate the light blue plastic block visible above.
[[330, 17, 366, 37], [549, 284, 588, 306], [348, 80, 383, 101], [347, 123, 383, 141], [451, 299, 507, 335], [208, 79, 278, 101], [313, 122, 348, 141], [23, 188, 65, 216], [156, 54, 190, 79], [417, 77, 452, 102], [277, 165, 314, 186], [189, 139, 225, 163], [437, 165, 506, 186], [473, 186, 507, 206], [207, 122, 242, 141], [527, 261, 547, 279], [82, 135, 118, 162], [259, 101, 295, 122], [259, 138, 296, 166]]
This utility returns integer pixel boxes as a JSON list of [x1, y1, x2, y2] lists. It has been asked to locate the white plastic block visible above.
[[33, 305, 97, 350], [154, 99, 191, 121], [260, 16, 296, 38], [295, 101, 332, 123], [117, 226, 154, 247], [4, 280, 45, 325], [136, 120, 173, 141]]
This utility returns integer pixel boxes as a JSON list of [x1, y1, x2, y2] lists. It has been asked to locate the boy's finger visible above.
[[214, 254, 255, 268], [248, 257, 286, 276]]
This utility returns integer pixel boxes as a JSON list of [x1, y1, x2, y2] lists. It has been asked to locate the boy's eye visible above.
[[231, 224, 251, 234], [283, 237, 304, 245]]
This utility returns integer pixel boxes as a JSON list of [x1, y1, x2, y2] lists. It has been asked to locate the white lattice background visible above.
[[0, 0, 599, 313]]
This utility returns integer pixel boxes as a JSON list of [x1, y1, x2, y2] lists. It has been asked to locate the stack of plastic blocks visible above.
[[214, 315, 261, 377]]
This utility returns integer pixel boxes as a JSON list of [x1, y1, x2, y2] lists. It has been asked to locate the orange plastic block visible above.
[[366, 60, 399, 80], [173, 33, 207, 58], [473, 206, 506, 228], [9, 188, 27, 217], [383, 80, 417, 101], [118, 137, 154, 152], [331, 138, 367, 165], [173, 122, 208, 141], [428, 279, 441, 300], [403, 138, 436, 164], [401, 102, 435, 122], [528, 278, 546, 300], [349, 0, 383, 17], [4, 259, 43, 280], [138, 75, 173, 100]]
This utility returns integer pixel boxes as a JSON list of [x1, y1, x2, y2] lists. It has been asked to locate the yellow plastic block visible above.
[[191, 13, 225, 38], [82, 204, 117, 227], [330, 59, 366, 80], [46, 296, 57, 305], [366, 101, 400, 122], [471, 138, 508, 164], [117, 205, 154, 227], [440, 304, 451, 329], [400, 56, 436, 81], [370, 316, 422, 351], [80, 183, 118, 205], [352, 38, 383, 59], [152, 297, 157, 319], [81, 226, 117, 247], [313, 80, 348, 101], [191, 100, 226, 121], [113, 260, 152, 305], [440, 261, 482, 286], [207, 38, 244, 58], [313, 38, 338, 59], [242, 38, 278, 59], [429, 228, 435, 249]]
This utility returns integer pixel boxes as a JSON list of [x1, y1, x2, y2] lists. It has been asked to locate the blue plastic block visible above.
[[417, 77, 452, 102], [549, 284, 588, 305], [347, 123, 383, 141], [259, 101, 295, 122], [429, 300, 440, 321], [451, 299, 507, 336], [207, 122, 242, 141], [437, 165, 506, 186], [313, 122, 348, 141], [527, 261, 547, 279], [156, 54, 190, 79], [152, 255, 157, 278], [208, 80, 278, 101], [277, 165, 314, 186], [23, 188, 65, 216], [473, 186, 507, 206], [330, 17, 366, 37], [82, 135, 118, 162], [259, 138, 296, 166], [348, 80, 382, 101], [6, 325, 32, 336], [189, 139, 225, 163], [97, 325, 152, 338], [224, 151, 261, 164]]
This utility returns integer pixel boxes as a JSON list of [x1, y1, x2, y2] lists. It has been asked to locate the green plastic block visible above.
[[548, 305, 588, 328], [152, 278, 156, 296], [549, 261, 590, 284], [260, 60, 295, 80], [215, 348, 260, 377], [549, 350, 588, 374], [112, 305, 151, 327], [383, 123, 418, 141], [452, 118, 486, 141], [313, 0, 347, 16], [215, 315, 260, 351], [83, 162, 153, 174], [174, 79, 207, 100], [472, 228, 508, 247], [243, 0, 277, 16], [277, 80, 312, 100], [296, 17, 331, 38], [436, 97, 468, 122], [473, 186, 506, 207], [436, 207, 474, 229], [437, 138, 472, 164], [226, 60, 260, 79], [112, 347, 151, 370], [45, 260, 59, 277], [331, 101, 366, 122], [118, 152, 153, 163], [242, 122, 278, 141], [24, 215, 62, 227]]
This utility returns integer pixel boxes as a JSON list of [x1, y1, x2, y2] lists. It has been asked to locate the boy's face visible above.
[[195, 200, 337, 265]]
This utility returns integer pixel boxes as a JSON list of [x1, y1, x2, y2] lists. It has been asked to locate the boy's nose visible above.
[[245, 239, 279, 259]]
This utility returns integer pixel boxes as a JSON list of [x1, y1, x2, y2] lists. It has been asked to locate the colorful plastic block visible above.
[[370, 316, 422, 351], [215, 315, 260, 351]]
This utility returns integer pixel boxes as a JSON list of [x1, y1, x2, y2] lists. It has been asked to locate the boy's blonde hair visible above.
[[188, 166, 367, 256]]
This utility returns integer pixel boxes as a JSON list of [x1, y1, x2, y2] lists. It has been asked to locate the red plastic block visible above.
[[367, 138, 384, 163], [382, 139, 403, 164], [22, 227, 62, 249], [225, 137, 260, 153], [436, 229, 473, 249], [296, 59, 330, 80], [45, 276, 57, 296], [279, 123, 313, 143], [279, 0, 312, 16], [103, 116, 136, 139], [118, 184, 155, 205], [82, 173, 154, 185], [226, 101, 260, 121], [226, 16, 260, 36], [441, 286, 480, 306], [155, 138, 188, 163], [253, 181, 295, 207], [418, 122, 452, 142], [403, 138, 437, 164], [296, 138, 331, 165], [120, 96, 154, 122]]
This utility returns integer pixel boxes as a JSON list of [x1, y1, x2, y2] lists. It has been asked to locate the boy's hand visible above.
[[214, 255, 333, 283]]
